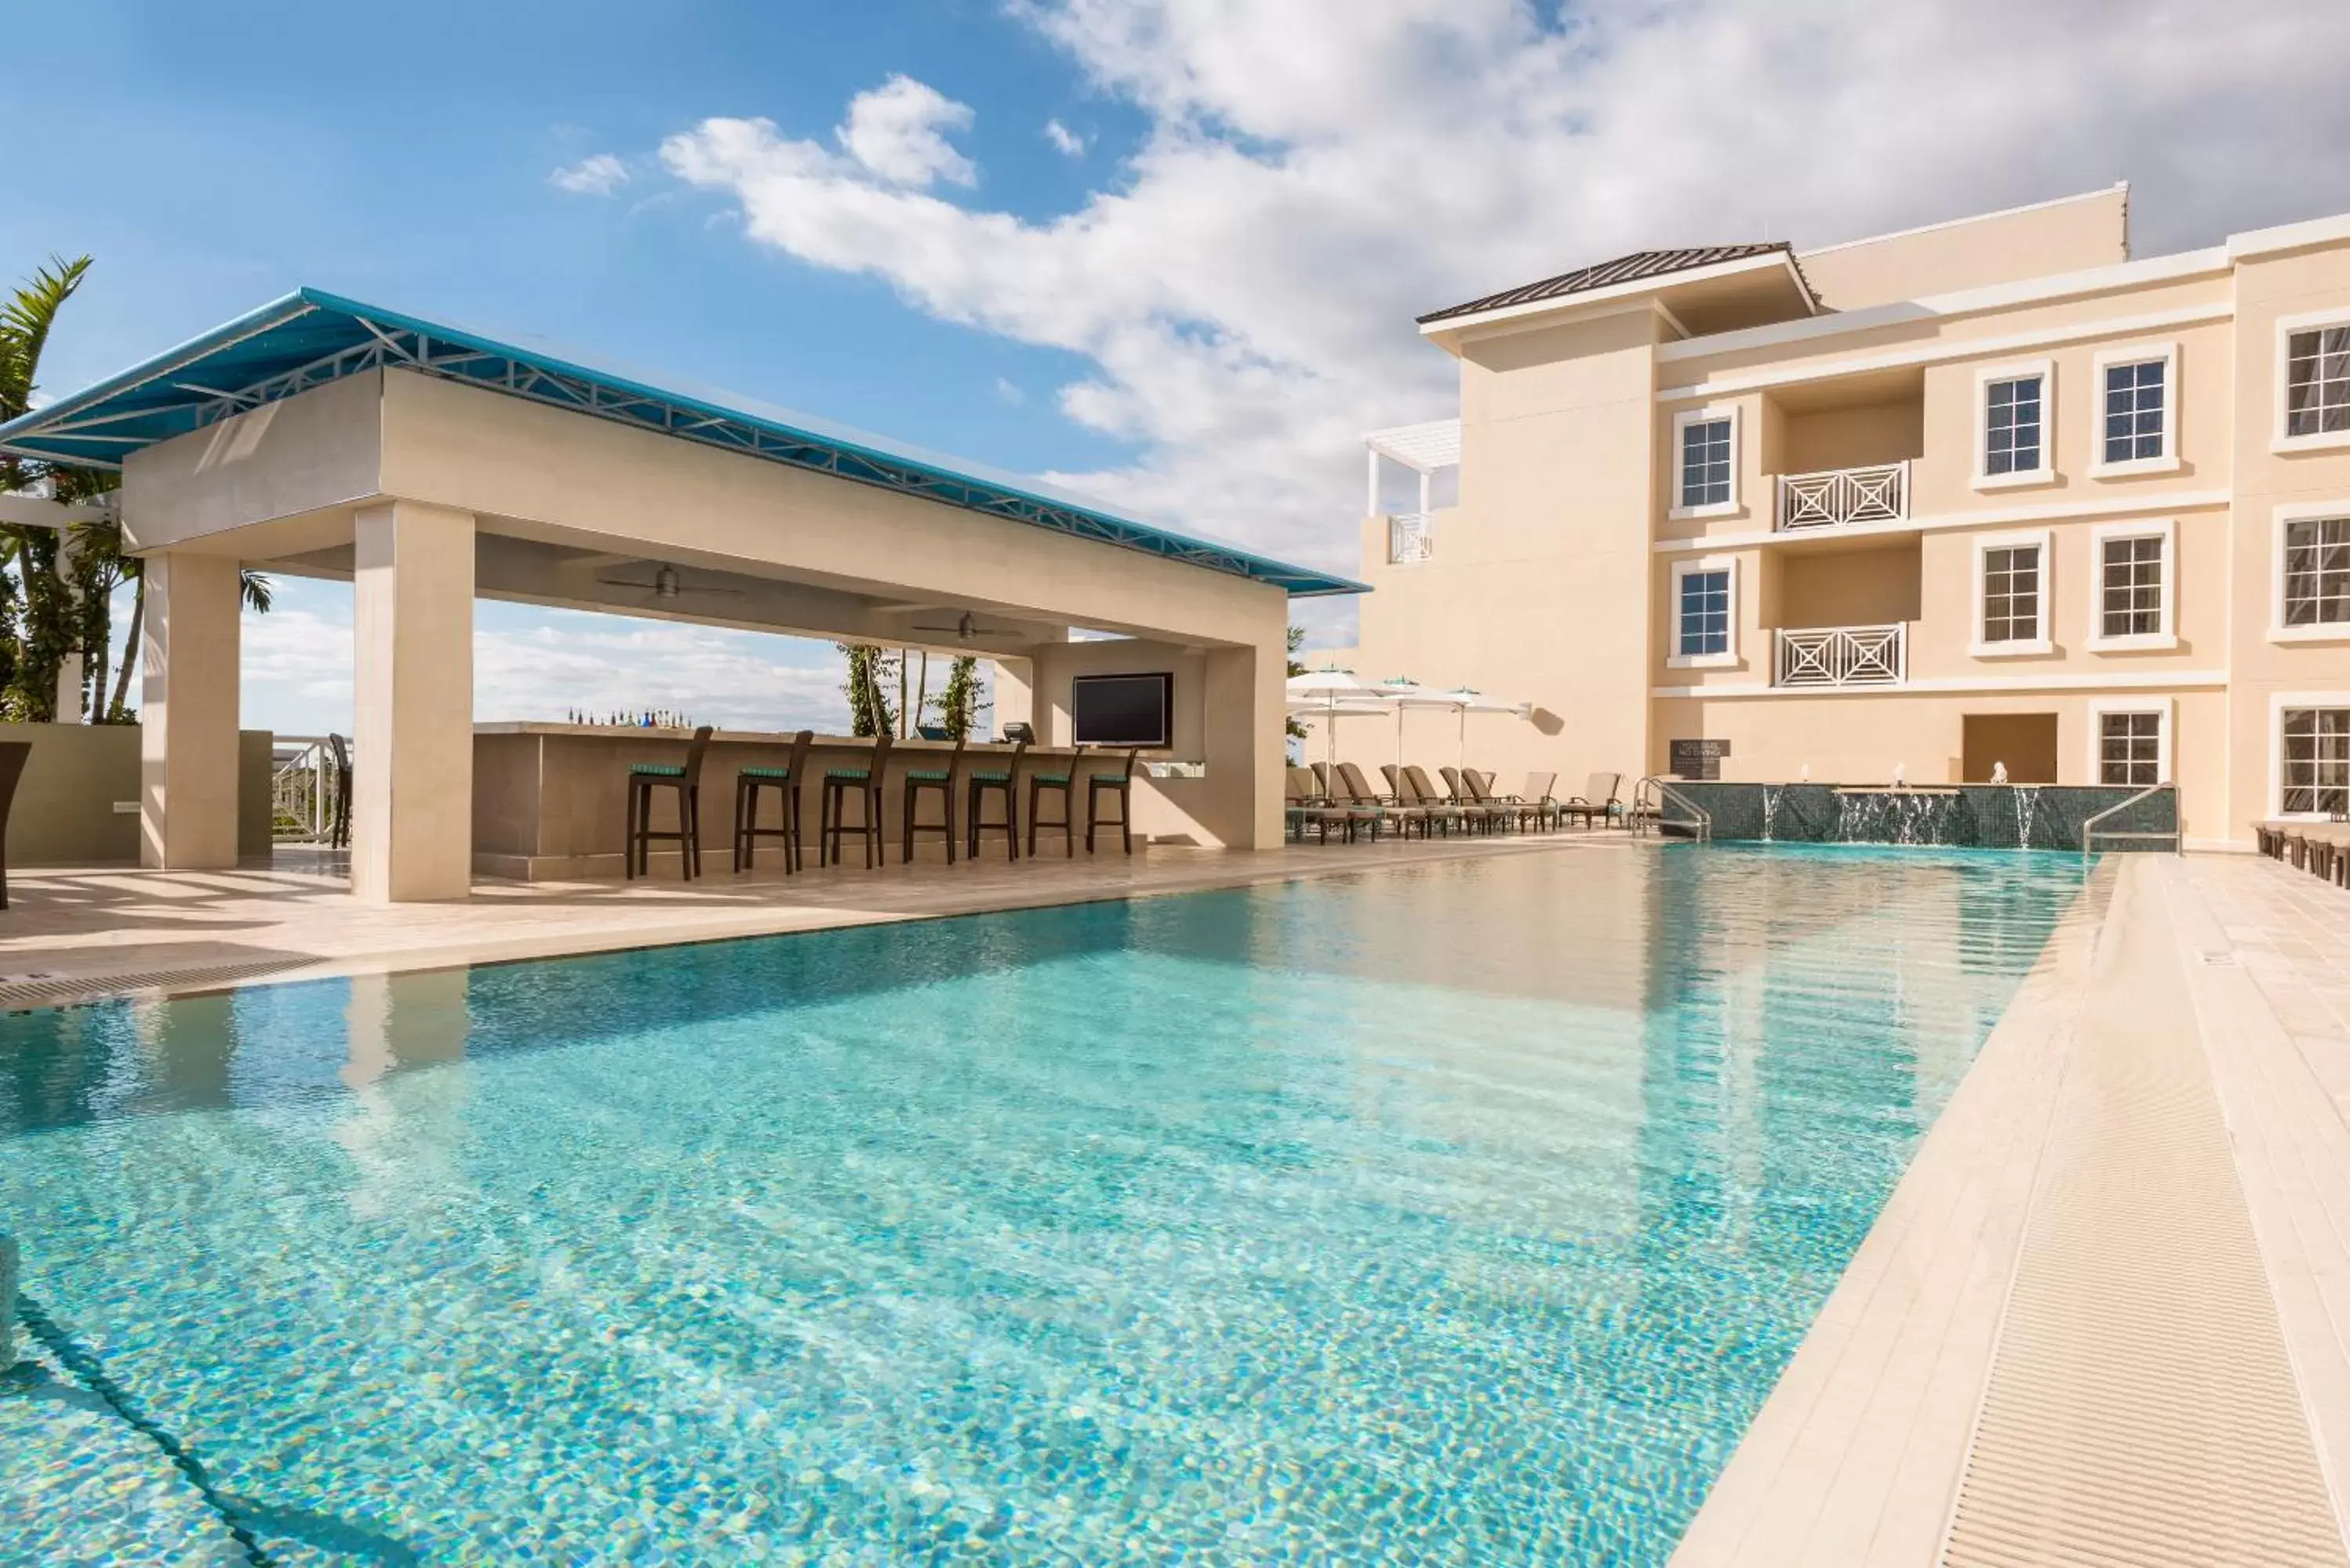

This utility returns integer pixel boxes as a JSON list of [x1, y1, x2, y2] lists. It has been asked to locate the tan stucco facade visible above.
[[118, 363, 1295, 899], [1333, 187, 2350, 849]]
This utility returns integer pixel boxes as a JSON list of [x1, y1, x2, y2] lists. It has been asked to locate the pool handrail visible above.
[[2081, 782, 2181, 861], [1635, 776, 1711, 842]]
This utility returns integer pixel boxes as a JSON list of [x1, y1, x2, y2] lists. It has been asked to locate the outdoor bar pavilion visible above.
[[0, 289, 1361, 901]]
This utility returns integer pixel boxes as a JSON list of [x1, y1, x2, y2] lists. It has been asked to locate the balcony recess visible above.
[[1387, 511, 1435, 564], [1776, 460, 1909, 532], [1774, 624, 1906, 687]]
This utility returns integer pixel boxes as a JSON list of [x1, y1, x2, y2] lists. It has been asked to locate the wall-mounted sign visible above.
[[1670, 738, 1730, 780]]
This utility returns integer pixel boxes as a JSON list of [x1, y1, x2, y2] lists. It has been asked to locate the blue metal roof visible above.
[[0, 288, 1365, 598]]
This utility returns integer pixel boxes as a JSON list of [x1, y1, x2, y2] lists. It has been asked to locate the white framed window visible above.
[[2276, 309, 2350, 453], [2270, 501, 2350, 643], [2090, 343, 2179, 475], [2272, 693, 2350, 818], [1972, 529, 2052, 657], [2088, 518, 2176, 651], [1668, 556, 1738, 668], [1974, 358, 2055, 489], [2088, 699, 2170, 788], [1670, 406, 1740, 518]]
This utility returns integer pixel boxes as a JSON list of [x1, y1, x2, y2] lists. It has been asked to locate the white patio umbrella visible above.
[[1285, 668, 1392, 773], [1435, 686, 1533, 770], [1370, 677, 1459, 777]]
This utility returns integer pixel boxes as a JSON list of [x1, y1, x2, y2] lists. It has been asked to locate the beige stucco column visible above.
[[351, 500, 475, 903], [1203, 638, 1285, 851], [139, 551, 243, 868]]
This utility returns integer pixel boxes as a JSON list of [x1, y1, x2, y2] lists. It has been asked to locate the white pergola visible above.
[[1362, 419, 1461, 519]]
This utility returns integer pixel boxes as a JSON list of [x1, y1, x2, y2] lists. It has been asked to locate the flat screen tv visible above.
[[1071, 672, 1173, 748]]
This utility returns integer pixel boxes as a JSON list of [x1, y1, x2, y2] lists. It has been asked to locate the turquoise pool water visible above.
[[0, 846, 2086, 1566]]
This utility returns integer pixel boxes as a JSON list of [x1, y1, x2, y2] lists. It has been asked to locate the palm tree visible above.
[[1, 255, 268, 722]]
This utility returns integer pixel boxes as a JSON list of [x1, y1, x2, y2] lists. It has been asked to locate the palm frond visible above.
[[0, 254, 93, 421]]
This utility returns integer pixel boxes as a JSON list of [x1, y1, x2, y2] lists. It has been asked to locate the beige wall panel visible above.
[[1797, 187, 2128, 311], [1904, 318, 2234, 520], [1778, 545, 1923, 628], [2225, 246, 2350, 840], [1780, 402, 1925, 475], [1029, 639, 1218, 847], [377, 370, 1284, 653], [1358, 310, 1666, 791], [1671, 274, 2234, 393], [122, 370, 383, 550]]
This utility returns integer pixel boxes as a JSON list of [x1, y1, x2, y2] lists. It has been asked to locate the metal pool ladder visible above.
[[1635, 777, 1712, 842], [2082, 783, 2182, 861]]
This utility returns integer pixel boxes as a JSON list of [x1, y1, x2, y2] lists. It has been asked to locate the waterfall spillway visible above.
[[1760, 784, 1783, 842], [1833, 788, 1959, 846], [2013, 786, 2042, 849]]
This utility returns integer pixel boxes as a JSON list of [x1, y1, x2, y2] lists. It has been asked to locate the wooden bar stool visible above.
[[821, 730, 891, 869], [966, 735, 1028, 861], [1086, 748, 1144, 854], [625, 726, 712, 880], [902, 736, 965, 865], [1026, 745, 1087, 858], [733, 729, 812, 873], [0, 740, 28, 909], [326, 733, 353, 850]]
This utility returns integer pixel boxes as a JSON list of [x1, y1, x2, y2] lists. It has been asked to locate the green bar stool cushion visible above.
[[739, 766, 791, 780], [1033, 772, 1070, 786], [906, 769, 950, 782], [631, 764, 686, 777], [970, 770, 1009, 784], [826, 768, 871, 781]]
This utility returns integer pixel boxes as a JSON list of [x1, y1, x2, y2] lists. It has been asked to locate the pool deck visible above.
[[0, 830, 1632, 1010], [1675, 850, 2350, 1566]]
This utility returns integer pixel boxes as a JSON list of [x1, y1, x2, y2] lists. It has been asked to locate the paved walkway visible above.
[[0, 831, 1627, 1009], [1676, 851, 2350, 1566]]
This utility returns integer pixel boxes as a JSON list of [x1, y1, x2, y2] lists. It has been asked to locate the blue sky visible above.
[[13, 1, 1160, 735], [13, 0, 2350, 735]]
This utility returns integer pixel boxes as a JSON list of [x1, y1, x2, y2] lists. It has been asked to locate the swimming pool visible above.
[[1, 846, 2086, 1566]]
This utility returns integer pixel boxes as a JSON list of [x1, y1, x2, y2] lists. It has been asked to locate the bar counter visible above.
[[471, 722, 1188, 879]]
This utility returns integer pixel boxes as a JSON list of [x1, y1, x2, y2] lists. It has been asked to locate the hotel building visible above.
[[1333, 184, 2350, 849]]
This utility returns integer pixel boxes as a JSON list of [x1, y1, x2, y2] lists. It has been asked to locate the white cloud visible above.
[[1044, 118, 1088, 156], [550, 152, 631, 197], [836, 74, 978, 187], [650, 2, 2350, 635], [994, 376, 1026, 405]]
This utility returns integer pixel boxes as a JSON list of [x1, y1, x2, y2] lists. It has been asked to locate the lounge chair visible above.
[[1416, 766, 1497, 834], [1336, 762, 1422, 839], [1394, 765, 1466, 835], [1500, 771, 1559, 832], [1561, 772, 1624, 830], [1287, 767, 1355, 843], [1457, 769, 1515, 832]]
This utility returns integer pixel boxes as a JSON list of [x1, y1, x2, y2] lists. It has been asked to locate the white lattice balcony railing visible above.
[[1387, 511, 1435, 564], [1774, 623, 1907, 688], [1775, 460, 1910, 531]]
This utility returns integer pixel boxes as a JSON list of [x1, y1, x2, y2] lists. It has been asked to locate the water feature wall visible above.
[[1670, 782, 2177, 851]]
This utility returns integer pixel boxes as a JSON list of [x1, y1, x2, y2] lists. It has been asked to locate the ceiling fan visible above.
[[908, 610, 1022, 642], [593, 562, 744, 602]]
